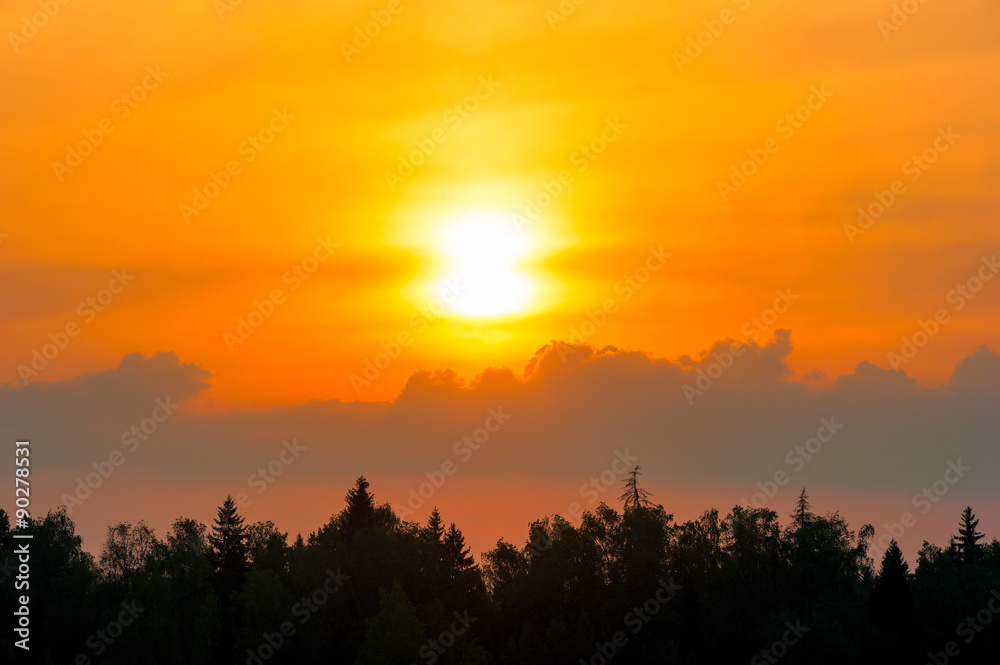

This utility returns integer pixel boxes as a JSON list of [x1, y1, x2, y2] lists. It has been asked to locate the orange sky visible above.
[[3, 0, 999, 407]]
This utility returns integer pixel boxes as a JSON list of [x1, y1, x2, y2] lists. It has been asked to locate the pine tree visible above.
[[953, 506, 985, 566], [425, 507, 445, 545], [619, 465, 653, 509], [341, 475, 377, 539], [208, 495, 248, 595], [207, 496, 248, 665], [791, 488, 816, 528], [872, 539, 912, 634], [444, 522, 475, 577]]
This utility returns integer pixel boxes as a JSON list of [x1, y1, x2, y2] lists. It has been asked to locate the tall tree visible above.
[[791, 487, 816, 528], [619, 465, 653, 509], [952, 506, 985, 566], [424, 507, 445, 545], [444, 522, 475, 577], [208, 495, 248, 594], [872, 539, 912, 634], [208, 498, 248, 665], [340, 475, 377, 539]]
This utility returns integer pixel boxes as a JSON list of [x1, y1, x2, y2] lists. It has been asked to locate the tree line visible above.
[[1, 472, 998, 664]]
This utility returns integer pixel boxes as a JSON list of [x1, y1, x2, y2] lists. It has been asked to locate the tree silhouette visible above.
[[207, 497, 248, 664], [3, 473, 1000, 664], [619, 465, 653, 509], [340, 475, 377, 539], [872, 539, 912, 634], [952, 506, 985, 566], [245, 520, 288, 574], [424, 506, 445, 544], [791, 487, 816, 528], [208, 495, 248, 594], [444, 522, 475, 576], [100, 520, 158, 582]]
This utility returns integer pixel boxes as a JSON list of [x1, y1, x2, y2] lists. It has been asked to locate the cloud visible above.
[[0, 351, 211, 466], [1, 336, 997, 498]]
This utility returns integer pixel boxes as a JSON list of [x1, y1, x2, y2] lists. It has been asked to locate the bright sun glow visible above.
[[435, 210, 534, 318]]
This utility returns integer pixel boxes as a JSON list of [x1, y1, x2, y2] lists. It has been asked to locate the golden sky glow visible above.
[[2, 0, 999, 408]]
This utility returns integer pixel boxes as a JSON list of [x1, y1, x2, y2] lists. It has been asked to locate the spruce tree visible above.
[[425, 507, 445, 545], [872, 539, 912, 634], [953, 506, 985, 566], [207, 496, 248, 665], [208, 495, 248, 596], [341, 475, 377, 539], [444, 522, 475, 577]]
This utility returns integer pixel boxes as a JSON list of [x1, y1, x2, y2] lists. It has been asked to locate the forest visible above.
[[1, 472, 998, 664]]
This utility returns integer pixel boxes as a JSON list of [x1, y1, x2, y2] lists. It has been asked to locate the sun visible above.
[[433, 210, 535, 318]]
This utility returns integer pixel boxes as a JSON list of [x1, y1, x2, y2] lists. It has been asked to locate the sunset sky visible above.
[[2, 0, 999, 559]]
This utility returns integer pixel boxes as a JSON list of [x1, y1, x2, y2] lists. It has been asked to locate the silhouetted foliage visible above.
[[340, 475, 377, 540], [208, 495, 248, 595], [871, 540, 912, 636], [3, 485, 998, 664], [952, 506, 985, 566]]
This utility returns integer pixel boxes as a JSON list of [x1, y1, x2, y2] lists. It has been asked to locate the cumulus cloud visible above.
[[1, 334, 997, 501]]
